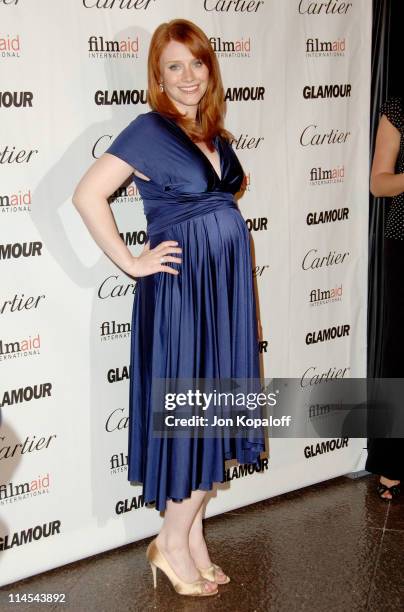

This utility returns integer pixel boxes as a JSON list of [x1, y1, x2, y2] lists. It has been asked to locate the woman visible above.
[[368, 96, 403, 500], [73, 19, 265, 596]]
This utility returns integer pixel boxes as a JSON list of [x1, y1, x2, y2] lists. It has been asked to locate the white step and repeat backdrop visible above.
[[0, 0, 371, 586]]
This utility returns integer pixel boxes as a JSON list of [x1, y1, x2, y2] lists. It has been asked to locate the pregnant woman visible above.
[[368, 96, 403, 501], [73, 19, 265, 596]]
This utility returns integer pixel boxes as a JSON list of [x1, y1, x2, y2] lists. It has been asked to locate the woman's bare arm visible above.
[[370, 115, 404, 197], [72, 153, 181, 277]]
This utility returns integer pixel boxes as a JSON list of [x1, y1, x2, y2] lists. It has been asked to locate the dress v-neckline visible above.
[[156, 112, 223, 182], [193, 139, 222, 182]]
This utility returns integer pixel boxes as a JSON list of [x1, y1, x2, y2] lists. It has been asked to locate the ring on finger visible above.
[[160, 256, 165, 264]]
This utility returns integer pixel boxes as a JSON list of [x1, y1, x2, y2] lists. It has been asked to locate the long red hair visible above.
[[147, 19, 231, 147]]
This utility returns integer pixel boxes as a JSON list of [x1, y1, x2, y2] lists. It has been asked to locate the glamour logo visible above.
[[0, 241, 42, 259], [100, 320, 131, 341], [0, 34, 20, 58], [105, 407, 128, 432], [0, 333, 41, 361], [0, 189, 32, 213], [119, 230, 147, 246], [116, 494, 145, 513], [95, 90, 147, 105], [300, 125, 351, 147], [302, 248, 350, 270], [298, 0, 352, 14], [303, 84, 351, 99], [304, 438, 349, 458], [305, 37, 346, 57], [245, 217, 268, 231], [0, 91, 33, 108], [0, 145, 38, 164], [110, 451, 128, 473], [309, 285, 343, 306], [0, 293, 45, 315], [300, 365, 350, 387], [230, 133, 264, 150], [0, 433, 57, 460], [204, 0, 264, 12], [98, 275, 136, 299], [225, 86, 265, 102], [0, 382, 52, 408], [209, 36, 251, 58], [88, 35, 140, 59], [309, 165, 345, 185], [0, 473, 50, 504], [224, 457, 268, 481], [0, 520, 61, 551], [83, 0, 155, 8], [107, 365, 129, 383], [306, 207, 349, 225], [305, 324, 350, 345]]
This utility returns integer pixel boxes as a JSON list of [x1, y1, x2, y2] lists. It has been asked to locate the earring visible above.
[[159, 82, 164, 92]]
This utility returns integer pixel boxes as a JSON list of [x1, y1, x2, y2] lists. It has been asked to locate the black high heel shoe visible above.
[[377, 480, 401, 501]]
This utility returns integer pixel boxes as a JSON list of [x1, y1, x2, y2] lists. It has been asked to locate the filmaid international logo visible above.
[[88, 35, 140, 59], [100, 320, 131, 342], [309, 285, 343, 307], [209, 36, 251, 58], [305, 37, 346, 58], [309, 165, 345, 186], [0, 473, 51, 506], [0, 34, 20, 58], [0, 333, 41, 362], [0, 189, 32, 213]]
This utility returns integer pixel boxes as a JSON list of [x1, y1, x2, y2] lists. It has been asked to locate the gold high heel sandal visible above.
[[198, 563, 231, 584], [146, 539, 219, 597]]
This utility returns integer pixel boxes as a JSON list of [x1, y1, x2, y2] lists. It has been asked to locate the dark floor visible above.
[[0, 474, 403, 612]]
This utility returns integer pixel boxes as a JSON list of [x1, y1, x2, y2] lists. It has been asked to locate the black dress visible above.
[[366, 97, 404, 480]]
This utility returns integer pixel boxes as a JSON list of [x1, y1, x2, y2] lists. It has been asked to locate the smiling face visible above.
[[159, 39, 210, 119]]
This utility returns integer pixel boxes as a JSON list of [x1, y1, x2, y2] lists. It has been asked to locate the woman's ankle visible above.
[[156, 531, 189, 553]]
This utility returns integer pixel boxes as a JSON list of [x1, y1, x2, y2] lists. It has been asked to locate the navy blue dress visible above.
[[107, 111, 265, 511]]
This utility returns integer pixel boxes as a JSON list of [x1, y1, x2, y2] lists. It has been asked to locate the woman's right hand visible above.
[[127, 240, 182, 277]]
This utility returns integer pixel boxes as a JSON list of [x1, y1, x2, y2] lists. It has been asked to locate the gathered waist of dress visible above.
[[145, 192, 238, 236]]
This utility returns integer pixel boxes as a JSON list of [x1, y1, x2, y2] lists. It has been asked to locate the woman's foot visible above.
[[155, 533, 217, 594], [378, 476, 401, 500], [189, 531, 229, 584]]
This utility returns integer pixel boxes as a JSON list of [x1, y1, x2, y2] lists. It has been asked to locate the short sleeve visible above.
[[380, 97, 403, 132], [106, 113, 153, 178]]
